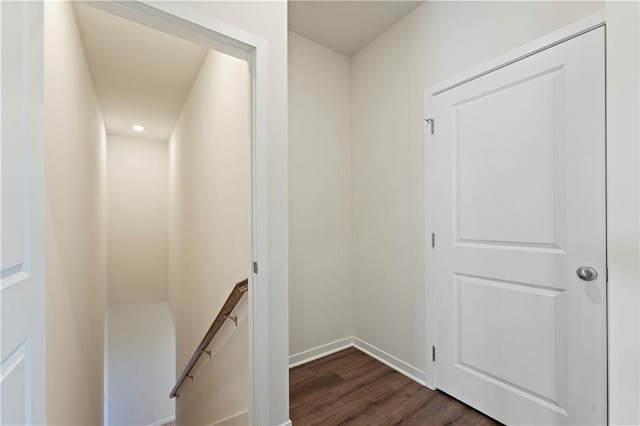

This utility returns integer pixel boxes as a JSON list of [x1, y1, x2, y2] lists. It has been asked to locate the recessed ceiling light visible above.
[[133, 125, 144, 132]]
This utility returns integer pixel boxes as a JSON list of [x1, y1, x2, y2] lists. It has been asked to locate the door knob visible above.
[[576, 266, 598, 281]]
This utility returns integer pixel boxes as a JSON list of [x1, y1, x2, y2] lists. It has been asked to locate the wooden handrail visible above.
[[170, 278, 249, 398]]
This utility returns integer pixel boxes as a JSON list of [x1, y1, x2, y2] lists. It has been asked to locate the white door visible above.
[[432, 27, 606, 425], [1, 2, 46, 424]]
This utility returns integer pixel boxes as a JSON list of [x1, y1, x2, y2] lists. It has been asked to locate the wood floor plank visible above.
[[290, 371, 344, 409], [290, 348, 501, 426]]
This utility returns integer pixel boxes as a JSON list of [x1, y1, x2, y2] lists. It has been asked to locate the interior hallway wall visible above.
[[43, 1, 107, 423], [605, 2, 640, 423], [105, 134, 172, 424], [169, 49, 251, 425], [350, 0, 604, 386], [107, 303, 175, 426], [107, 134, 168, 305], [288, 31, 353, 361]]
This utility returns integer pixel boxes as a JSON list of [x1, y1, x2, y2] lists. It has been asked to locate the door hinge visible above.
[[425, 118, 434, 134], [253, 261, 258, 274], [606, 267, 609, 283], [432, 346, 436, 362], [431, 233, 436, 248]]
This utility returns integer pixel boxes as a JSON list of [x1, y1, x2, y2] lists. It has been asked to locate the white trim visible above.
[[288, 337, 427, 387], [278, 421, 293, 426], [289, 337, 353, 368], [0, 271, 30, 291], [83, 3, 271, 424], [424, 7, 607, 398], [426, 10, 606, 97], [352, 337, 427, 386], [248, 38, 271, 426], [147, 416, 175, 426], [212, 410, 248, 426]]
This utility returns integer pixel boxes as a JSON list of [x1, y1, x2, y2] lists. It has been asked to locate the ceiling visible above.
[[289, 1, 424, 57], [73, 4, 208, 141], [72, 2, 422, 140]]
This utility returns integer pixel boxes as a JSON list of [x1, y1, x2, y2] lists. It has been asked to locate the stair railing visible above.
[[169, 278, 248, 398]]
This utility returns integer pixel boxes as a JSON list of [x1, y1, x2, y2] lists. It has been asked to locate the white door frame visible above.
[[423, 10, 607, 394], [85, 2, 270, 424]]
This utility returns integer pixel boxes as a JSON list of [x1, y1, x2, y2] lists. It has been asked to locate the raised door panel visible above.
[[455, 274, 567, 410], [455, 68, 564, 250]]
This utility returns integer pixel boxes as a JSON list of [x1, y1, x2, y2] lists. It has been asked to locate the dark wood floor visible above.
[[290, 347, 500, 426]]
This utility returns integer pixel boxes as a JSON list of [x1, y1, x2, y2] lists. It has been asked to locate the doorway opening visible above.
[[42, 2, 259, 424]]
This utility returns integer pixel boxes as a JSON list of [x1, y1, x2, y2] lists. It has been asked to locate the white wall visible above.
[[351, 4, 427, 373], [605, 2, 640, 423], [105, 134, 173, 425], [288, 32, 353, 360], [350, 0, 605, 397], [107, 303, 175, 426], [44, 1, 108, 424], [107, 134, 168, 305], [169, 49, 251, 425]]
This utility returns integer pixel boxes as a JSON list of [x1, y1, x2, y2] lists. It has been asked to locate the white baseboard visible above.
[[148, 416, 175, 426], [212, 410, 249, 425], [288, 337, 353, 368], [352, 337, 426, 385], [288, 336, 427, 386], [278, 421, 293, 426]]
